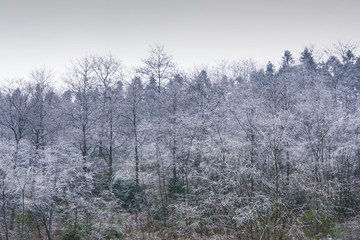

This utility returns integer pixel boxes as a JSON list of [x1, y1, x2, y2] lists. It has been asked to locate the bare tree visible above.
[[123, 76, 145, 224], [92, 54, 123, 186], [64, 57, 98, 161], [138, 44, 176, 93], [29, 68, 54, 162], [0, 80, 32, 168]]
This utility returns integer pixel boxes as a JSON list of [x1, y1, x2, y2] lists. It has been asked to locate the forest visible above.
[[0, 43, 360, 240]]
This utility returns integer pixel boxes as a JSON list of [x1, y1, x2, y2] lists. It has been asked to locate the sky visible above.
[[0, 0, 359, 83]]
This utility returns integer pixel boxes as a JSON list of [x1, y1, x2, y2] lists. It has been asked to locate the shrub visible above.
[[113, 178, 147, 212]]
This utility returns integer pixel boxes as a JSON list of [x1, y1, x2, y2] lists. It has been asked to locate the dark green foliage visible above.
[[300, 210, 342, 239], [104, 226, 123, 240], [167, 176, 185, 200], [334, 186, 360, 215], [266, 61, 275, 75], [92, 172, 110, 196], [282, 50, 294, 67], [112, 178, 147, 212], [60, 221, 83, 240], [149, 197, 168, 223], [300, 47, 317, 71]]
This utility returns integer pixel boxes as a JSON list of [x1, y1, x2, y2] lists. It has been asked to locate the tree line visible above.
[[1, 43, 360, 239]]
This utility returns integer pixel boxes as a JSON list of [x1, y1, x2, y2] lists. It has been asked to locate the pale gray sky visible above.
[[0, 0, 359, 82]]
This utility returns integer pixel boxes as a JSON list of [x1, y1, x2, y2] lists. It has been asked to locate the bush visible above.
[[104, 225, 123, 240], [300, 210, 342, 239], [167, 176, 185, 200], [113, 178, 147, 212], [60, 219, 83, 240]]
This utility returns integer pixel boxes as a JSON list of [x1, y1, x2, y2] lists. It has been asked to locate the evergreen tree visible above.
[[300, 47, 317, 71]]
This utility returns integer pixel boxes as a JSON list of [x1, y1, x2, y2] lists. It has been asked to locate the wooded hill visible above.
[[1, 44, 360, 239]]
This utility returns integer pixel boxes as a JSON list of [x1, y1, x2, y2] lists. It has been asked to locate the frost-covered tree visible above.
[[92, 54, 124, 186], [138, 44, 176, 93], [0, 44, 360, 239], [64, 57, 98, 161]]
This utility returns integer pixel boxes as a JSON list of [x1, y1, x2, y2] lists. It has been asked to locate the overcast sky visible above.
[[0, 0, 359, 82]]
